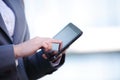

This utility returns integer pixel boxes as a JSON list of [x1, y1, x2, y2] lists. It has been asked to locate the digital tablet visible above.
[[51, 22, 83, 57], [43, 23, 83, 60]]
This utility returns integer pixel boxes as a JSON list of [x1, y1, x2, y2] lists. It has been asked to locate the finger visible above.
[[42, 42, 49, 51], [44, 50, 58, 60], [50, 39, 62, 44], [52, 51, 58, 55], [47, 51, 57, 57], [42, 54, 47, 59], [52, 54, 62, 63], [42, 39, 62, 51], [46, 42, 52, 51], [50, 39, 63, 51], [42, 51, 55, 60]]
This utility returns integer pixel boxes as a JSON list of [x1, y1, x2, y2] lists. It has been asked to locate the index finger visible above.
[[50, 39, 63, 51], [50, 39, 62, 44]]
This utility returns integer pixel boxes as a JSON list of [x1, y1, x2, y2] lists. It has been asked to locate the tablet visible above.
[[52, 22, 83, 56]]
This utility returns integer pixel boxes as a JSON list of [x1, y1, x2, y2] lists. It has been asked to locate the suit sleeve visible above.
[[0, 45, 17, 79], [23, 51, 65, 80]]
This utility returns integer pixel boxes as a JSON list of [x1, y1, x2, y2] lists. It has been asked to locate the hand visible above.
[[42, 50, 66, 62], [13, 37, 62, 59]]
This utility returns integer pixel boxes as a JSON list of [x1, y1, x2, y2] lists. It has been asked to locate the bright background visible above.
[[24, 0, 120, 80]]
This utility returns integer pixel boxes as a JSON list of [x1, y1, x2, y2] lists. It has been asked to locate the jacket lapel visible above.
[[3, 0, 26, 44], [0, 14, 13, 42], [0, 0, 17, 43]]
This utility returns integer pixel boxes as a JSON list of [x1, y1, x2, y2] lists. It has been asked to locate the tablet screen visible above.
[[52, 23, 83, 53]]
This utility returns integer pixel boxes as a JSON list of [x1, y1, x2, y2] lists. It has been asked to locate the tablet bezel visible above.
[[53, 23, 83, 56]]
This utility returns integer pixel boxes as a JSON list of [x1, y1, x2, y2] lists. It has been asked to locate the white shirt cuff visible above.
[[15, 59, 18, 66]]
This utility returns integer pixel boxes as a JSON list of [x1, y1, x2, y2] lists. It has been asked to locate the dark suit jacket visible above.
[[0, 0, 65, 80]]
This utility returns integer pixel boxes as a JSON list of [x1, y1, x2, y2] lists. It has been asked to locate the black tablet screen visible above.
[[52, 23, 83, 53]]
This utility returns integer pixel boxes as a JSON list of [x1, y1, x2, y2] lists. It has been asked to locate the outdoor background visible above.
[[24, 0, 120, 80]]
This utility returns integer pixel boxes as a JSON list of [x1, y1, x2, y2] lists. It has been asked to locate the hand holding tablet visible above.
[[43, 22, 83, 61]]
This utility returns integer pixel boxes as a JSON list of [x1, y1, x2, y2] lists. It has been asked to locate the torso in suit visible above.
[[0, 0, 65, 80]]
